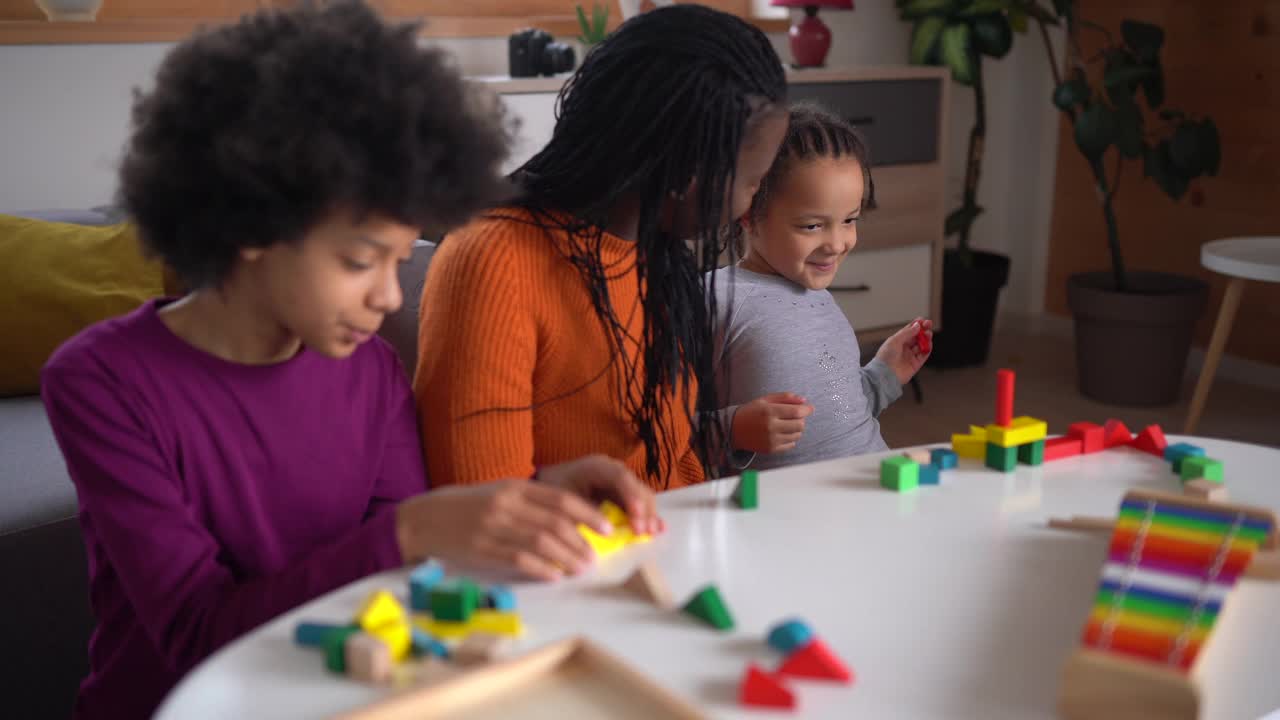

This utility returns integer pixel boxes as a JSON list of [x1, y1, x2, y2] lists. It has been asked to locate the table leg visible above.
[[1184, 277, 1246, 434]]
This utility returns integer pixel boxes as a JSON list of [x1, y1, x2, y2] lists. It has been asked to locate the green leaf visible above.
[[1121, 19, 1164, 63], [1170, 121, 1206, 175], [1148, 140, 1189, 200], [1008, 5, 1028, 32], [1074, 102, 1117, 161], [1052, 77, 1089, 111], [960, 0, 1012, 15], [910, 16, 948, 64], [1199, 119, 1221, 176], [972, 13, 1014, 58], [1104, 63, 1153, 88], [940, 23, 976, 85], [945, 204, 984, 236], [899, 0, 959, 19], [1115, 100, 1143, 159], [1139, 58, 1164, 108], [577, 5, 590, 36]]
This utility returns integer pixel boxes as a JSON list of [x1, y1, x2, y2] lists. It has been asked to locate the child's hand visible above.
[[876, 318, 933, 386], [395, 455, 661, 581], [732, 392, 814, 454]]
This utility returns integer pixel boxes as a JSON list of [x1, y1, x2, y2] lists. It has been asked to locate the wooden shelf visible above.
[[0, 13, 787, 45]]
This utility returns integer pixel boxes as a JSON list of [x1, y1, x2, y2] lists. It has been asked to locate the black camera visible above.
[[508, 28, 576, 78]]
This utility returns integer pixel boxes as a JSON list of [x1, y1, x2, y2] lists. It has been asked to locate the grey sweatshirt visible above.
[[710, 267, 901, 471]]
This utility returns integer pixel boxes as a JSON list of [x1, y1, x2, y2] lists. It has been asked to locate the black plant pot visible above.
[[1067, 271, 1208, 406], [930, 249, 1010, 368]]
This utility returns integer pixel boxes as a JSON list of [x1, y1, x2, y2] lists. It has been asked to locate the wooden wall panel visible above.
[[1044, 0, 1280, 366]]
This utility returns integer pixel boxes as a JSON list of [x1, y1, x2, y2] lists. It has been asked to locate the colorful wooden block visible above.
[[995, 368, 1015, 427], [682, 585, 734, 631], [367, 618, 411, 662], [294, 621, 345, 648], [904, 449, 932, 465], [1184, 479, 1228, 502], [985, 416, 1048, 448], [740, 664, 796, 709], [1017, 438, 1045, 466], [985, 442, 1017, 472], [621, 560, 673, 609], [1068, 422, 1105, 454], [767, 619, 814, 655], [414, 610, 524, 640], [1165, 443, 1205, 474], [1044, 436, 1083, 461], [930, 448, 958, 469], [408, 559, 444, 611], [345, 632, 393, 684], [1180, 456, 1223, 484], [429, 579, 481, 622], [1130, 425, 1168, 456], [355, 590, 406, 633], [916, 325, 931, 354], [952, 431, 986, 459], [776, 638, 854, 684], [452, 632, 508, 667], [880, 456, 919, 492], [323, 626, 362, 673], [578, 501, 652, 557], [732, 470, 759, 509], [410, 626, 449, 659], [1102, 419, 1132, 448], [483, 585, 516, 611], [918, 463, 940, 485]]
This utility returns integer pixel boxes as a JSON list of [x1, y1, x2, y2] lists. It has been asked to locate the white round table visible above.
[[1185, 237, 1280, 434], [156, 437, 1280, 720]]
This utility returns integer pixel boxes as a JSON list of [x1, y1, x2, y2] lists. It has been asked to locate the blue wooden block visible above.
[[411, 627, 449, 659], [930, 448, 958, 470], [766, 618, 814, 655], [485, 585, 516, 612], [1164, 443, 1205, 474], [294, 621, 345, 648], [918, 463, 941, 485], [409, 559, 445, 611]]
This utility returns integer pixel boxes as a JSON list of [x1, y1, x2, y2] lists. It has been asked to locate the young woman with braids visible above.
[[413, 5, 791, 491]]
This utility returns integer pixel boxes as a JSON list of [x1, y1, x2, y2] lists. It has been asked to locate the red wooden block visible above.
[[1068, 422, 1105, 454], [995, 369, 1015, 427], [1130, 424, 1168, 456], [1103, 419, 1133, 448], [916, 327, 932, 354], [777, 639, 853, 684], [1044, 436, 1084, 461], [740, 664, 796, 709]]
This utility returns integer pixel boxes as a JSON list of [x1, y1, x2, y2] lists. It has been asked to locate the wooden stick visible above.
[[1048, 516, 1114, 533], [1184, 276, 1245, 435]]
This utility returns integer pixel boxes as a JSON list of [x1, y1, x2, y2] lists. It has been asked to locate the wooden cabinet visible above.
[[481, 65, 949, 341]]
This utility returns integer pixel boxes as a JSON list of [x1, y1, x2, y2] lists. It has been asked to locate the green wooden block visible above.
[[880, 456, 919, 493], [682, 584, 734, 631], [985, 442, 1017, 472], [1180, 456, 1223, 484], [732, 470, 759, 509], [323, 625, 362, 673], [1017, 439, 1045, 466], [429, 579, 481, 622]]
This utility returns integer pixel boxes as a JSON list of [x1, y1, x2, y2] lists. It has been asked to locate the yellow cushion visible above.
[[0, 215, 164, 396]]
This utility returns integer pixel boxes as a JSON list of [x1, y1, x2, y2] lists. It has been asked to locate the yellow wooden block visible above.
[[367, 620, 412, 662], [414, 610, 525, 640], [577, 501, 651, 558], [985, 416, 1048, 448], [952, 426, 987, 459], [355, 590, 406, 632]]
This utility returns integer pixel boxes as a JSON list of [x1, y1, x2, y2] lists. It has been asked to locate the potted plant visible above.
[[896, 0, 1052, 367], [577, 2, 611, 46], [1029, 1, 1218, 405]]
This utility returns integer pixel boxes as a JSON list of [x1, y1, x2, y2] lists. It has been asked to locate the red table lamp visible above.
[[771, 0, 854, 68]]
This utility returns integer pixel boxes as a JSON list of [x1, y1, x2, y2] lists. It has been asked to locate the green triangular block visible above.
[[682, 584, 734, 631], [732, 470, 758, 509]]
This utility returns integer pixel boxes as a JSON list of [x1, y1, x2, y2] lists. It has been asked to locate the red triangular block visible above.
[[776, 639, 853, 684], [1102, 419, 1132, 449], [1130, 424, 1168, 456], [740, 664, 795, 709], [1044, 436, 1083, 461]]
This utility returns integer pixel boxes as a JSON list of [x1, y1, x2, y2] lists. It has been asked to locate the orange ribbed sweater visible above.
[[413, 209, 705, 491]]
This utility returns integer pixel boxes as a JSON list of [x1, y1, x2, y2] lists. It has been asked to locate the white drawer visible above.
[[499, 92, 558, 175], [830, 244, 932, 333]]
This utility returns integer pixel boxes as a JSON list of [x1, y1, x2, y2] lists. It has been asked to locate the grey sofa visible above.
[[0, 208, 434, 718]]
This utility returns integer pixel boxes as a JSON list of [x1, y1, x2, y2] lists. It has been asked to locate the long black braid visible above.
[[507, 5, 786, 486]]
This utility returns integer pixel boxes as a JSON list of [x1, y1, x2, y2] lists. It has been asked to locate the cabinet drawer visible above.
[[788, 79, 941, 166], [830, 244, 932, 333], [499, 91, 558, 174]]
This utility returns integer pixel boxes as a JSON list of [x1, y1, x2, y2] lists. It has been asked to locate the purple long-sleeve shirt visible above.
[[41, 299, 426, 719]]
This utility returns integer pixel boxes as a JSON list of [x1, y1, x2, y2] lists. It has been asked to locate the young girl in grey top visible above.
[[712, 104, 932, 471]]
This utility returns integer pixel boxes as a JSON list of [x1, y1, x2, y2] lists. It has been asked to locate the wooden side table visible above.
[[1184, 236, 1280, 433]]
